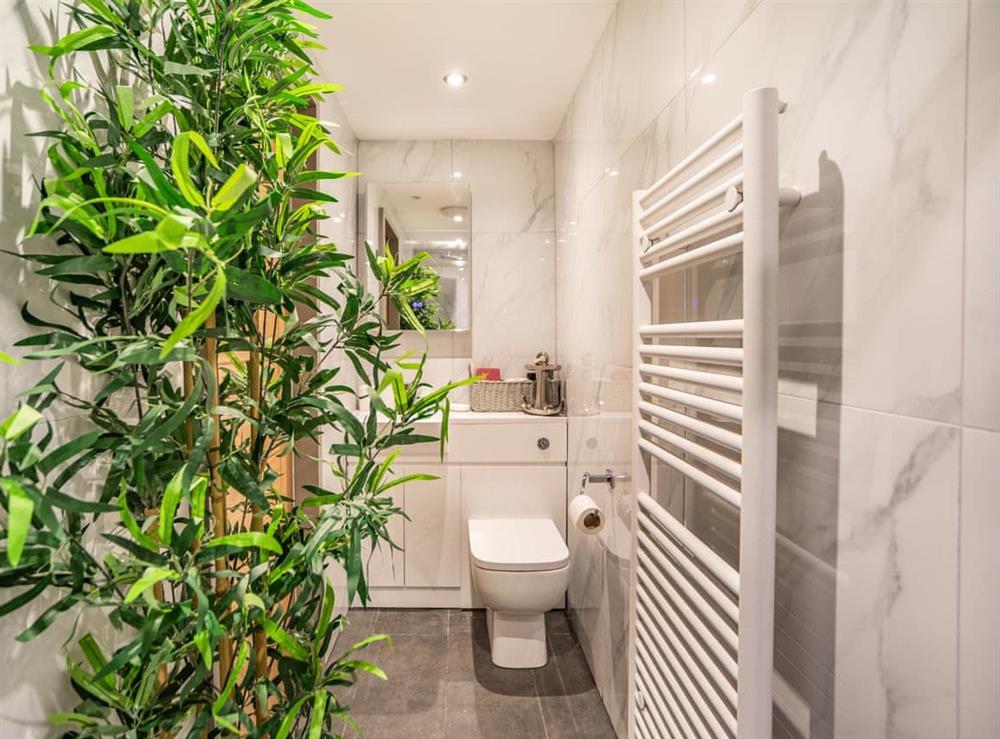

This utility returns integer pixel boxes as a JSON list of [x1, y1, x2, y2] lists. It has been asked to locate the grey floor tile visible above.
[[337, 608, 614, 739], [545, 609, 573, 634], [445, 610, 535, 697], [377, 607, 449, 636], [545, 632, 616, 737], [448, 608, 483, 634], [443, 681, 547, 739]]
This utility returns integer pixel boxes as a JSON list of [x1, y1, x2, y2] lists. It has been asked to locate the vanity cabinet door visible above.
[[404, 465, 461, 588], [363, 468, 405, 588]]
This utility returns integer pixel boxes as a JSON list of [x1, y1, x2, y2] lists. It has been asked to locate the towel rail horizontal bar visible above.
[[639, 401, 742, 450], [639, 344, 744, 365], [636, 638, 710, 739], [639, 113, 743, 209], [638, 582, 738, 731], [640, 319, 744, 338], [632, 694, 662, 739], [637, 536, 739, 652], [633, 667, 676, 739], [636, 660, 695, 739], [638, 550, 739, 681], [639, 382, 744, 421], [639, 363, 744, 392], [636, 652, 699, 739], [639, 231, 744, 281], [642, 172, 744, 243], [639, 143, 743, 227], [641, 206, 743, 263], [637, 524, 739, 624], [639, 419, 743, 479], [638, 492, 741, 594], [638, 435, 741, 509], [636, 619, 730, 739]]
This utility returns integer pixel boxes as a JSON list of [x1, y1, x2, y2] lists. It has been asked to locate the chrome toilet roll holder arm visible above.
[[579, 468, 629, 494]]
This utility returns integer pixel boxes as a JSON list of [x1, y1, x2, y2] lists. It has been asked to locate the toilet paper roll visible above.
[[569, 494, 604, 535]]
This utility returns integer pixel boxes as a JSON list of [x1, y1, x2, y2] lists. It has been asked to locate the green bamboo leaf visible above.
[[155, 213, 193, 248], [1, 405, 41, 441], [274, 695, 308, 739], [210, 164, 257, 211], [118, 488, 157, 551], [307, 688, 327, 739], [190, 475, 209, 527], [260, 616, 308, 660], [115, 85, 133, 130], [224, 266, 281, 304], [212, 640, 248, 715], [193, 629, 212, 670], [0, 576, 50, 617], [162, 60, 213, 77], [78, 633, 114, 689], [207, 532, 283, 555], [170, 131, 217, 208], [17, 592, 81, 641], [158, 467, 184, 545], [103, 230, 169, 254], [275, 133, 293, 169], [0, 350, 20, 365], [123, 566, 178, 604], [30, 25, 116, 59], [160, 268, 226, 358], [2, 479, 34, 566]]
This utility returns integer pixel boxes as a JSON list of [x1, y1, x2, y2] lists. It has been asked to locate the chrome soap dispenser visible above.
[[522, 351, 563, 416]]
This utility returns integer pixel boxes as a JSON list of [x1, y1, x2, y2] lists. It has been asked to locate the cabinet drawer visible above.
[[446, 422, 566, 464]]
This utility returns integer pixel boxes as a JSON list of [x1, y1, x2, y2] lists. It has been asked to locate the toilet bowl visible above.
[[468, 518, 570, 669]]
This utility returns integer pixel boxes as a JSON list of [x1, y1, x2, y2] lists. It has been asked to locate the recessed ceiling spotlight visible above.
[[443, 71, 468, 87], [701, 72, 717, 85], [452, 171, 463, 179]]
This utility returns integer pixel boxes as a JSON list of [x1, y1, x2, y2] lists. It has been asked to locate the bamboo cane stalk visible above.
[[204, 311, 233, 681], [248, 341, 269, 726]]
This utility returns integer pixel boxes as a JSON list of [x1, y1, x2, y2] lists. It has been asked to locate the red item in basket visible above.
[[475, 367, 501, 381]]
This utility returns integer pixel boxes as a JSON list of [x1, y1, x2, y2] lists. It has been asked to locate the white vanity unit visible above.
[[363, 412, 568, 609]]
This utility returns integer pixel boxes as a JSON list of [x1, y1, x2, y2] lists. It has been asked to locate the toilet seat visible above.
[[468, 518, 569, 572]]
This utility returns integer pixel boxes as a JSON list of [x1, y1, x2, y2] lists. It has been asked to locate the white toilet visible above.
[[468, 518, 570, 669]]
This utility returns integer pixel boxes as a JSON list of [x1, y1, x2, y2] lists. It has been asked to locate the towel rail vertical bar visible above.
[[736, 85, 780, 739]]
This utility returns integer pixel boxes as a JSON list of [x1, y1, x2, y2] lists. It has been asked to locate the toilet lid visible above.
[[468, 518, 569, 572]]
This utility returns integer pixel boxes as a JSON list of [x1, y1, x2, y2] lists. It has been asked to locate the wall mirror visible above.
[[362, 182, 471, 337]]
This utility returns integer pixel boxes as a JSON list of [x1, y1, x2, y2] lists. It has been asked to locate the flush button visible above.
[[537, 437, 550, 450]]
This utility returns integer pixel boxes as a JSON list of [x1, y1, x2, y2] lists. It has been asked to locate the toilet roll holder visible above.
[[579, 468, 629, 495]]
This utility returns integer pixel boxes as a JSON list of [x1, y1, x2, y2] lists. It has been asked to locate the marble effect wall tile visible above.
[[471, 231, 556, 378], [452, 140, 555, 233], [833, 407, 959, 739], [684, 0, 761, 80], [357, 140, 452, 188], [963, 0, 1000, 431], [684, 0, 967, 423], [566, 405, 633, 738], [602, 0, 685, 169]]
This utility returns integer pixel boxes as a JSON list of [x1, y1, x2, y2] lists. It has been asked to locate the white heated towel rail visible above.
[[628, 87, 796, 739]]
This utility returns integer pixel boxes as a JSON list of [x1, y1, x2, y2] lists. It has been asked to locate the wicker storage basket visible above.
[[469, 379, 532, 412]]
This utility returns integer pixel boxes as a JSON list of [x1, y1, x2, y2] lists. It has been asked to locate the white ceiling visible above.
[[312, 0, 615, 141]]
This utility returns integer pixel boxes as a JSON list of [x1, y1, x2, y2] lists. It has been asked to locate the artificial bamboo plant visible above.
[[0, 0, 468, 735]]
